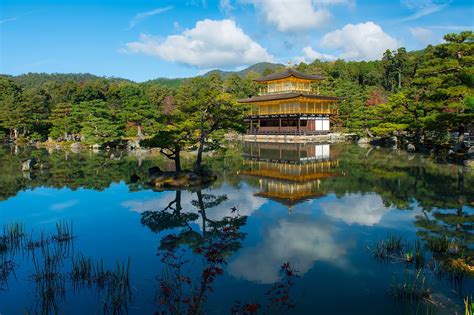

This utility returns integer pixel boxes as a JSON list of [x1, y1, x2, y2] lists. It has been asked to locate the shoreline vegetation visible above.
[[1, 31, 473, 176]]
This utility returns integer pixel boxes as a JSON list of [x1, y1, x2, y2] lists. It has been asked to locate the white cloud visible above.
[[296, 46, 336, 63], [219, 0, 235, 14], [122, 19, 274, 68], [409, 27, 436, 45], [400, 0, 450, 21], [320, 21, 399, 60], [242, 0, 331, 32], [320, 193, 389, 226], [127, 6, 173, 29], [228, 216, 350, 283], [429, 25, 474, 31], [0, 17, 17, 24]]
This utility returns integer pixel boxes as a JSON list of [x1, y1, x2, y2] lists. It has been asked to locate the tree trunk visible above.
[[175, 190, 182, 212], [137, 124, 144, 139], [398, 70, 401, 89], [196, 190, 206, 239], [194, 136, 204, 172], [194, 112, 206, 172], [174, 148, 182, 173]]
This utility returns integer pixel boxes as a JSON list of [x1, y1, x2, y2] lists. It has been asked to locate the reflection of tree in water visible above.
[[141, 189, 247, 314], [0, 146, 160, 201], [414, 204, 474, 275], [141, 190, 299, 314]]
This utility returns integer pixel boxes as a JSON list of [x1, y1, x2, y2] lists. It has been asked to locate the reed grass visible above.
[[466, 295, 473, 315], [391, 269, 433, 304], [71, 254, 92, 284], [425, 236, 450, 253], [31, 243, 65, 282], [0, 254, 15, 287], [52, 220, 74, 243], [25, 230, 49, 251], [31, 243, 66, 315], [1, 222, 25, 252]]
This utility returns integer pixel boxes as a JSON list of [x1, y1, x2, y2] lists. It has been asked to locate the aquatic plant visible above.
[[466, 295, 473, 315], [52, 220, 75, 243], [426, 236, 448, 253], [370, 235, 425, 267], [71, 254, 92, 284], [391, 269, 433, 304], [413, 240, 426, 269], [25, 230, 49, 251], [105, 258, 131, 315], [31, 243, 64, 282], [371, 234, 403, 259], [31, 244, 66, 315], [0, 254, 15, 289], [1, 222, 25, 252], [90, 257, 131, 313]]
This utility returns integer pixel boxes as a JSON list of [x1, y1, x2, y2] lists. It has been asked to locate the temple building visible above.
[[237, 68, 342, 135], [239, 142, 341, 209]]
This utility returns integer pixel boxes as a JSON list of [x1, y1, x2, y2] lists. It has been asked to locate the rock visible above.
[[464, 159, 474, 168], [70, 142, 81, 150], [21, 158, 36, 172], [148, 166, 162, 179], [130, 173, 140, 183], [468, 147, 474, 159], [358, 137, 371, 145], [388, 136, 398, 148], [453, 142, 464, 153], [127, 139, 141, 150], [150, 171, 217, 189], [407, 143, 416, 152]]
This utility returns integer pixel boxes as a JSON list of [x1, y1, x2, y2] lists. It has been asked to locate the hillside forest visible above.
[[0, 31, 472, 158]]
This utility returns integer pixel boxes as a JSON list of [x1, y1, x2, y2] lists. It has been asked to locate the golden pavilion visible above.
[[237, 68, 342, 135]]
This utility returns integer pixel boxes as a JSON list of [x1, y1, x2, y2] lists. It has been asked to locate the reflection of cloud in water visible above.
[[228, 217, 349, 284], [320, 193, 389, 226], [122, 184, 266, 223], [50, 199, 79, 211]]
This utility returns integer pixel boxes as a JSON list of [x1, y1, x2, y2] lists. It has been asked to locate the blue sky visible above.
[[1, 0, 472, 81]]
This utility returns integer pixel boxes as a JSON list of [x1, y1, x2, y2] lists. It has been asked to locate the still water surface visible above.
[[0, 143, 472, 314]]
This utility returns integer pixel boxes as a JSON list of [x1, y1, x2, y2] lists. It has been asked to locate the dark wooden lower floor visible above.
[[246, 117, 331, 135]]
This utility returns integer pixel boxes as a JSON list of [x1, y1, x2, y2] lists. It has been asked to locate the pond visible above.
[[0, 142, 473, 314]]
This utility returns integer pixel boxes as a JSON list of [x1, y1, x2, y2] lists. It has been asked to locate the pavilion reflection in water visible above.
[[240, 142, 341, 209]]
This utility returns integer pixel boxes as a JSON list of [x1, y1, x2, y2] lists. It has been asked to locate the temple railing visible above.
[[246, 130, 330, 135], [249, 108, 338, 116]]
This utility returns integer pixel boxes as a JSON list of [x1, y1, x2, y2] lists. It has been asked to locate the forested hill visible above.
[[0, 31, 472, 158], [1, 62, 286, 90], [1, 73, 132, 89], [202, 62, 285, 78]]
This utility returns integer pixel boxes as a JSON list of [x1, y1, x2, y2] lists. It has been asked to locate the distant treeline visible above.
[[0, 31, 472, 151]]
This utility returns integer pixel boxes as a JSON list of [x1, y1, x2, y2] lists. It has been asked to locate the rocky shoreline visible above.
[[357, 136, 474, 167], [147, 166, 217, 189]]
